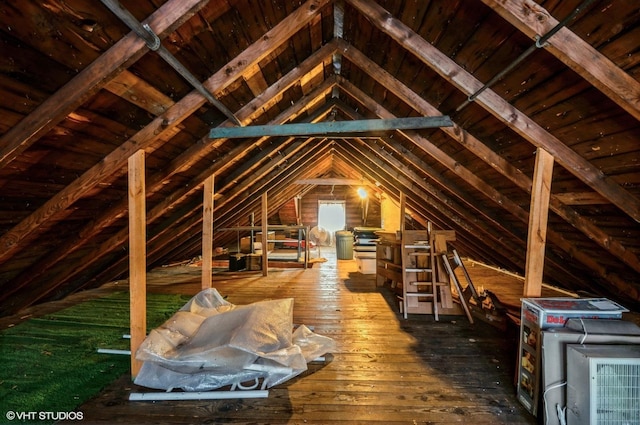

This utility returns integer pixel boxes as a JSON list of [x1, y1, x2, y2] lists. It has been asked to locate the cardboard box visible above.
[[240, 232, 275, 253], [246, 253, 262, 271]]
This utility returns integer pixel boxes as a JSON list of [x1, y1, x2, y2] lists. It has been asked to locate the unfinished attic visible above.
[[1, 0, 639, 423]]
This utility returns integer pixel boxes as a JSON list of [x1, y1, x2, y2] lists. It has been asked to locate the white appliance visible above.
[[517, 298, 628, 417], [352, 227, 381, 274], [566, 344, 640, 425]]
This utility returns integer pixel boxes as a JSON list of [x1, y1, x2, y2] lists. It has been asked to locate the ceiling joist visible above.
[[208, 116, 453, 139]]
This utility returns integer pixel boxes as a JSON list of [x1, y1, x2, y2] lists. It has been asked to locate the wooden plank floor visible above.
[[60, 252, 538, 424]]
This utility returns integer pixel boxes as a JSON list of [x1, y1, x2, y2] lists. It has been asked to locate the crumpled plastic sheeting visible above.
[[134, 288, 336, 392]]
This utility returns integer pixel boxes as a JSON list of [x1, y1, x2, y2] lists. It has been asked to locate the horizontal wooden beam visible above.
[[217, 225, 309, 232], [294, 178, 364, 185], [209, 116, 452, 139], [552, 191, 608, 205]]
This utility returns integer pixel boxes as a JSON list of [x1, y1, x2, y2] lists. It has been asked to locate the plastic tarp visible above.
[[134, 288, 336, 392]]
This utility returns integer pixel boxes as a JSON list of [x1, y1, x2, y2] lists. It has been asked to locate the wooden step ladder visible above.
[[440, 248, 477, 323], [400, 230, 448, 320]]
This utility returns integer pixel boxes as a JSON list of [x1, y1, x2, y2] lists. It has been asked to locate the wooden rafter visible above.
[[17, 103, 334, 309], [104, 70, 175, 115], [480, 0, 640, 121], [552, 192, 608, 205], [0, 0, 209, 170], [337, 79, 639, 300], [143, 142, 335, 273], [0, 0, 329, 270], [335, 102, 527, 255], [338, 42, 640, 274], [346, 0, 640, 223], [332, 144, 518, 269]]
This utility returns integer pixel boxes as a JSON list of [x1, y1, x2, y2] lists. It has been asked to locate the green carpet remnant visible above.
[[0, 292, 192, 424]]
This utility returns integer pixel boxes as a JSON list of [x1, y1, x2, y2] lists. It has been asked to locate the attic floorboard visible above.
[[55, 252, 544, 425], [3, 251, 638, 424]]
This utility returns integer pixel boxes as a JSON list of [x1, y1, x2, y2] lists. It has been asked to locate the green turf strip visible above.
[[0, 292, 192, 424]]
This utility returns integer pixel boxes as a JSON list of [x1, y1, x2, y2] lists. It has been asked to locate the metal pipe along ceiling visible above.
[[100, 0, 243, 127], [455, 0, 598, 112]]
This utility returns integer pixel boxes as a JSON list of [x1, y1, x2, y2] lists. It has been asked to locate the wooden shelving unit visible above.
[[375, 228, 465, 319], [375, 232, 403, 289]]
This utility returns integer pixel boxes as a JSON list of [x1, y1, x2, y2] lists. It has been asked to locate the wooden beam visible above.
[[335, 89, 635, 295], [523, 148, 555, 297], [209, 116, 453, 139], [552, 192, 609, 206], [202, 175, 214, 290], [8, 83, 337, 310], [294, 178, 363, 185], [338, 137, 527, 265], [262, 192, 269, 277], [0, 0, 208, 170], [0, 0, 331, 268], [337, 79, 529, 225], [104, 70, 175, 116], [128, 150, 146, 378], [480, 0, 640, 122], [295, 196, 301, 226], [25, 50, 337, 293], [345, 0, 640, 223], [337, 43, 640, 275], [334, 143, 522, 270], [399, 191, 406, 231]]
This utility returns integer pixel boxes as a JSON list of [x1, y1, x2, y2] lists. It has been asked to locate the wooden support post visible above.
[[295, 196, 301, 225], [399, 191, 406, 231], [128, 150, 146, 378], [524, 148, 555, 297], [262, 192, 268, 276], [202, 175, 214, 289], [433, 230, 457, 309]]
